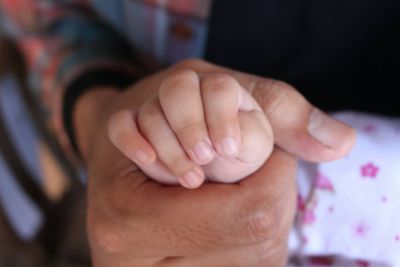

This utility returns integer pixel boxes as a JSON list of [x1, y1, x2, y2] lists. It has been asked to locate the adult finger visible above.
[[238, 76, 356, 162], [173, 59, 356, 162]]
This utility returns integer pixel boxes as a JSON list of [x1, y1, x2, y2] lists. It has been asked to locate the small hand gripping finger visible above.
[[137, 98, 206, 189], [200, 73, 264, 159], [107, 109, 156, 166], [108, 108, 181, 185]]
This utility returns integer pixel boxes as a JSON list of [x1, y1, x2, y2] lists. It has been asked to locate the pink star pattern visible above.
[[294, 115, 400, 264], [298, 195, 318, 225], [354, 222, 369, 238], [361, 162, 379, 178], [303, 210, 316, 225], [363, 123, 377, 133], [315, 172, 335, 192], [297, 194, 306, 211], [328, 206, 334, 213]]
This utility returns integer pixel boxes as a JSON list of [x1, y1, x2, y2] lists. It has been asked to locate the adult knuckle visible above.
[[271, 80, 296, 93], [264, 81, 292, 117], [241, 193, 283, 243], [251, 79, 299, 117], [246, 209, 277, 243]]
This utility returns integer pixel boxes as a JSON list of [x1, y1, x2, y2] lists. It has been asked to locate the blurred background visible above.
[[0, 37, 90, 267]]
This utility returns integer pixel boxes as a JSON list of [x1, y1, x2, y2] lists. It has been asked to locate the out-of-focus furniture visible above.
[[0, 38, 91, 267]]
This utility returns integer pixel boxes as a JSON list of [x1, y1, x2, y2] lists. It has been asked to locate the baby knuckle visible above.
[[164, 155, 192, 173], [174, 117, 201, 134], [202, 73, 238, 94], [107, 110, 132, 141], [138, 104, 163, 130], [161, 69, 198, 92], [138, 114, 160, 132], [107, 110, 128, 129], [107, 114, 123, 142]]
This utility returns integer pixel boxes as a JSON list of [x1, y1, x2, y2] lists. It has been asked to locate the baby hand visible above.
[[107, 69, 273, 188]]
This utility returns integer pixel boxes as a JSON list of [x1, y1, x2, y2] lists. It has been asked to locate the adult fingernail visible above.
[[182, 170, 202, 189], [220, 137, 239, 157], [308, 109, 352, 148], [193, 141, 215, 163]]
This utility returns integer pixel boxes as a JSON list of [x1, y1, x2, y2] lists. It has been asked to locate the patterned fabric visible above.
[[0, 0, 212, 159], [0, 76, 43, 241], [290, 112, 400, 267], [92, 0, 212, 63]]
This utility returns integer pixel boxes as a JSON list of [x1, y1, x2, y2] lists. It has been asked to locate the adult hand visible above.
[[88, 142, 296, 267], [171, 60, 356, 162], [76, 59, 355, 164], [74, 59, 355, 266]]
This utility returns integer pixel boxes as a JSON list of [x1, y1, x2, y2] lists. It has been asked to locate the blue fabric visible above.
[[0, 76, 43, 240]]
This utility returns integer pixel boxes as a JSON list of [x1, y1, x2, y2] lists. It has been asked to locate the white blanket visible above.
[[290, 112, 400, 267]]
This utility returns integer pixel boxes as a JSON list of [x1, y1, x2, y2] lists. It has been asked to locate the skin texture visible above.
[[74, 59, 356, 267], [107, 69, 274, 188]]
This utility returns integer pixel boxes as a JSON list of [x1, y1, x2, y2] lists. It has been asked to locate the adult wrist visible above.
[[73, 87, 121, 160], [62, 69, 137, 158]]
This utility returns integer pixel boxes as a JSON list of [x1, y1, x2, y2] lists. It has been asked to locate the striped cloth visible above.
[[0, 0, 212, 159]]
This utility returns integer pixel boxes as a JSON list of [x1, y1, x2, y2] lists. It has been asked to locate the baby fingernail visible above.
[[193, 141, 214, 163], [221, 137, 239, 157], [182, 170, 202, 189]]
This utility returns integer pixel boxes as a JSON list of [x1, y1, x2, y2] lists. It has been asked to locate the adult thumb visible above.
[[238, 76, 356, 162]]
